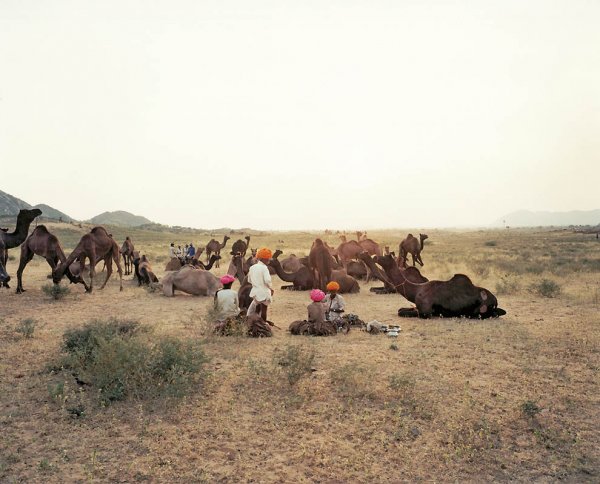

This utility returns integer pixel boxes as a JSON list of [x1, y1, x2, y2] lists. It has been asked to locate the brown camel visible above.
[[230, 252, 253, 310], [15, 225, 81, 293], [0, 208, 42, 287], [120, 237, 135, 275], [335, 239, 363, 267], [162, 265, 221, 297], [358, 238, 382, 257], [308, 239, 333, 291], [346, 260, 368, 280], [269, 250, 313, 290], [205, 235, 230, 268], [359, 253, 506, 319], [331, 269, 360, 293], [230, 235, 251, 257], [369, 255, 429, 294], [133, 255, 159, 286], [399, 233, 428, 267], [165, 252, 218, 272], [52, 226, 123, 293], [281, 253, 302, 273]]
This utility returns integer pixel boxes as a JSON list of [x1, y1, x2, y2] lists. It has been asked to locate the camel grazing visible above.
[[359, 253, 506, 319], [133, 255, 158, 286], [230, 235, 251, 257], [308, 239, 333, 291], [120, 237, 135, 275], [162, 265, 221, 297], [52, 227, 123, 293], [15, 225, 81, 293], [0, 208, 42, 287], [269, 250, 313, 290], [399, 233, 428, 267]]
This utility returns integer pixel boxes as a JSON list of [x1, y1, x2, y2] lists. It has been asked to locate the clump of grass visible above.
[[58, 318, 209, 404], [47, 381, 65, 401], [521, 400, 541, 419], [495, 275, 521, 295], [15, 318, 37, 338], [484, 240, 497, 247], [331, 362, 376, 402], [273, 344, 315, 386], [529, 279, 561, 298], [42, 283, 70, 300]]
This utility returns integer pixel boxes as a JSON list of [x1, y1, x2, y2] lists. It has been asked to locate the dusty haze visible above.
[[1, 0, 599, 230]]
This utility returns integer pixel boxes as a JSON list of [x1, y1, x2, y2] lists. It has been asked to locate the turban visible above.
[[220, 274, 235, 285], [310, 289, 326, 302], [326, 281, 340, 292], [256, 248, 272, 260]]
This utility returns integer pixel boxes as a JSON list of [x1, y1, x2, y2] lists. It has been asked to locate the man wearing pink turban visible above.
[[214, 274, 239, 320]]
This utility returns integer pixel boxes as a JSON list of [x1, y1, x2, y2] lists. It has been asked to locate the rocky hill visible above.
[[0, 190, 31, 216], [88, 211, 153, 227]]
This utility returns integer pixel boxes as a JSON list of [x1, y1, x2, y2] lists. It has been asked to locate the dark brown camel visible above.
[[281, 253, 302, 273], [399, 233, 428, 267], [269, 250, 313, 290], [133, 254, 159, 286], [369, 254, 429, 294], [359, 253, 506, 319], [167, 254, 221, 272], [308, 239, 333, 291], [0, 208, 42, 287], [15, 225, 81, 293], [120, 237, 135, 275], [205, 235, 230, 268], [230, 235, 251, 257], [52, 226, 123, 293], [231, 252, 252, 311]]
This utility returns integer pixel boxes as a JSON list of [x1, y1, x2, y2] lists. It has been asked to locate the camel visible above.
[[308, 239, 333, 291], [346, 260, 368, 280], [15, 225, 81, 293], [162, 265, 221, 297], [358, 238, 382, 257], [165, 253, 218, 272], [205, 235, 230, 268], [230, 235, 251, 257], [335, 239, 364, 268], [120, 237, 135, 275], [281, 253, 302, 273], [52, 226, 123, 293], [133, 255, 158, 286], [230, 252, 253, 310], [269, 250, 313, 290], [369, 260, 429, 294], [0, 208, 42, 287], [359, 253, 506, 319], [331, 269, 360, 293], [399, 233, 428, 267]]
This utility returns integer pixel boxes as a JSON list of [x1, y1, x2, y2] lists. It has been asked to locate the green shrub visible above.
[[529, 279, 561, 298], [15, 318, 36, 338], [59, 319, 208, 404], [42, 283, 71, 300], [273, 344, 315, 386]]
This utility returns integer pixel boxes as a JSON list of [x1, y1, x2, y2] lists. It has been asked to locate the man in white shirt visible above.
[[247, 247, 274, 322], [168, 243, 177, 259]]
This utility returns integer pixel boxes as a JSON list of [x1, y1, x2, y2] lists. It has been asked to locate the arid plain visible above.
[[1, 223, 599, 482]]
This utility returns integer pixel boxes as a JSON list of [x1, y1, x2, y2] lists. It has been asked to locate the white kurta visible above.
[[248, 261, 273, 304], [215, 289, 240, 320]]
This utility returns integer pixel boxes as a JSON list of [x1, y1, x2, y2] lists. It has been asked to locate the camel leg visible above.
[[114, 250, 123, 291], [0, 259, 10, 286], [86, 252, 96, 293], [100, 256, 112, 289], [15, 248, 35, 293]]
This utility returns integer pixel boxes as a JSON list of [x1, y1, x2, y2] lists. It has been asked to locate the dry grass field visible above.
[[1, 224, 599, 482]]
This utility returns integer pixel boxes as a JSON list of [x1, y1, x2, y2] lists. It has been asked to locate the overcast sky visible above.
[[1, 1, 599, 230]]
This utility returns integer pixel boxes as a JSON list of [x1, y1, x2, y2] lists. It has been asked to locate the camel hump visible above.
[[450, 274, 473, 285], [91, 226, 108, 234], [34, 225, 50, 233]]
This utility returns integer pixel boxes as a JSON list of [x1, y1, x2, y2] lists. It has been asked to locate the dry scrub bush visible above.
[[58, 318, 208, 404], [330, 362, 377, 403], [15, 318, 36, 339], [273, 344, 315, 386], [495, 275, 521, 295], [529, 279, 562, 298], [42, 283, 70, 300]]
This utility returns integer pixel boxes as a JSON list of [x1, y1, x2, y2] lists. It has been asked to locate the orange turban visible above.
[[326, 281, 340, 292], [256, 248, 272, 260]]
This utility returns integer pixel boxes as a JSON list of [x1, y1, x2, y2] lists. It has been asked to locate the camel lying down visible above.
[[162, 265, 221, 296]]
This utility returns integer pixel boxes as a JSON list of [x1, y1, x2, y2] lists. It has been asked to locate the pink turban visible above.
[[220, 274, 235, 285], [310, 289, 326, 302]]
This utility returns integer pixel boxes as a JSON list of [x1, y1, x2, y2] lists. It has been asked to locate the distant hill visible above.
[[0, 189, 74, 221], [89, 211, 152, 227], [0, 189, 31, 216], [33, 204, 73, 222], [495, 209, 600, 227]]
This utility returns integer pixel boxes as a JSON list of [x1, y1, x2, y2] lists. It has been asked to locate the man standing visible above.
[[247, 247, 274, 322], [187, 243, 196, 262]]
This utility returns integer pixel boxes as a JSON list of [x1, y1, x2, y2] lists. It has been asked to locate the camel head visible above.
[[17, 208, 42, 227], [420, 234, 428, 242], [272, 249, 283, 259], [245, 236, 251, 243], [374, 254, 396, 270], [250, 248, 257, 257], [339, 235, 347, 243]]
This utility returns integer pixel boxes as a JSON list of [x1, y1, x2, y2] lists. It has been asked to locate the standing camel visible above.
[[231, 235, 251, 257], [0, 208, 42, 287], [16, 225, 82, 293], [205, 235, 230, 268], [52, 227, 123, 293], [120, 237, 135, 276], [308, 239, 332, 291], [399, 233, 428, 267]]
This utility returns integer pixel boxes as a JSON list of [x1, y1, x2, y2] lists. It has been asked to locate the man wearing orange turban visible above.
[[247, 247, 274, 322], [323, 281, 345, 326]]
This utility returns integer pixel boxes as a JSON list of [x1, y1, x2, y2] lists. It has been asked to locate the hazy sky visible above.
[[1, 1, 599, 230]]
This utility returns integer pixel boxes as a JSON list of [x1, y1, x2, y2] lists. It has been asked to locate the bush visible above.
[[273, 344, 315, 386], [529, 279, 561, 298], [521, 400, 541, 419], [484, 240, 497, 247], [59, 319, 208, 404], [42, 283, 70, 300], [331, 363, 376, 402], [15, 318, 36, 338], [495, 275, 521, 295]]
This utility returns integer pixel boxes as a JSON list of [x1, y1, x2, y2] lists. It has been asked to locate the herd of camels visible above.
[[0, 208, 506, 319]]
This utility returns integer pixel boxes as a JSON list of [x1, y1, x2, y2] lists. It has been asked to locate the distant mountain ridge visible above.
[[0, 190, 31, 216], [495, 209, 600, 227], [88, 211, 152, 227]]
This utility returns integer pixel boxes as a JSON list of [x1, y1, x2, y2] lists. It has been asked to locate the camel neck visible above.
[[270, 259, 295, 282]]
